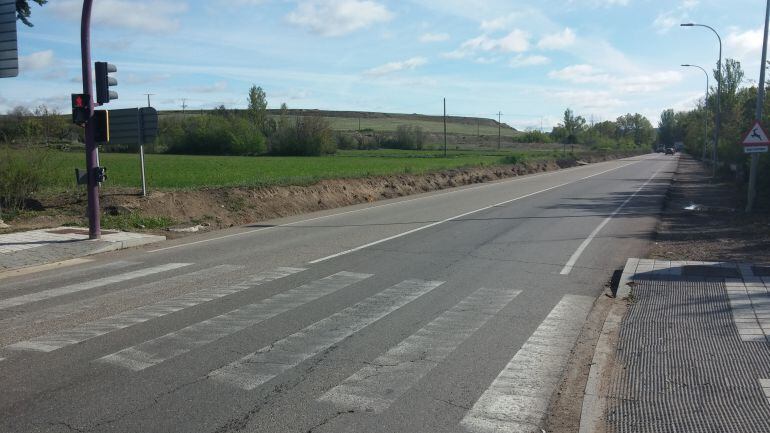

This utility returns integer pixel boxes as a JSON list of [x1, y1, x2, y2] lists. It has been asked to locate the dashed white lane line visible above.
[[0, 263, 192, 310], [98, 270, 368, 371], [559, 164, 665, 275], [309, 162, 640, 264], [209, 279, 445, 391], [318, 287, 521, 413], [147, 156, 654, 254], [6, 264, 257, 352], [460, 294, 594, 433]]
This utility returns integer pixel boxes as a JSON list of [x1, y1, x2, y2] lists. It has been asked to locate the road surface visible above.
[[0, 153, 675, 433]]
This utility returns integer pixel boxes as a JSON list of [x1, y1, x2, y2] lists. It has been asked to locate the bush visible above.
[[335, 132, 357, 150], [381, 125, 426, 150], [270, 115, 336, 156], [163, 114, 266, 156], [0, 146, 53, 211]]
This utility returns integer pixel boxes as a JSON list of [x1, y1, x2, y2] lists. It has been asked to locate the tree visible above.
[[561, 108, 586, 144], [658, 109, 677, 147], [247, 85, 268, 134], [16, 0, 47, 27]]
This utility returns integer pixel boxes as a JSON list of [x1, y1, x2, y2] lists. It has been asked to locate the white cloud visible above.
[[445, 29, 530, 59], [509, 54, 550, 68], [549, 64, 609, 83], [19, 50, 55, 71], [287, 0, 393, 37], [538, 28, 576, 50], [420, 32, 450, 43], [50, 0, 188, 33], [726, 28, 764, 59], [653, 0, 699, 34], [365, 57, 427, 76], [188, 81, 229, 93], [549, 64, 683, 93]]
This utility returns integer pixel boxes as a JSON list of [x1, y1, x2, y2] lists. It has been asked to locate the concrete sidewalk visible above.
[[592, 258, 770, 432], [0, 227, 164, 272]]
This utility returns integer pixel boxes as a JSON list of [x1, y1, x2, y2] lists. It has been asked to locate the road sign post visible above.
[[747, 0, 770, 212], [98, 107, 159, 196]]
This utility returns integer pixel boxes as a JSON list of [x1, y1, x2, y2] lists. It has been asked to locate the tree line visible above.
[[656, 58, 769, 206]]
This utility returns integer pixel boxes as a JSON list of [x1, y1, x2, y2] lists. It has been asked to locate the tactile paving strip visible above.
[[608, 277, 770, 433]]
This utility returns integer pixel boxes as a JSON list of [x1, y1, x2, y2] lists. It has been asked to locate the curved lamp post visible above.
[[681, 64, 710, 160], [681, 23, 722, 178]]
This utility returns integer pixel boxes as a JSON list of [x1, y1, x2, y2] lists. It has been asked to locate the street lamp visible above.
[[681, 23, 722, 178], [681, 64, 710, 160]]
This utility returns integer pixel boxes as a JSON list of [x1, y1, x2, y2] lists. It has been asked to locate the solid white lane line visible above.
[[0, 263, 192, 310], [209, 279, 445, 391], [318, 287, 522, 413], [559, 165, 665, 275], [98, 270, 369, 371], [6, 264, 258, 352], [147, 156, 652, 254], [309, 162, 639, 264], [460, 295, 594, 433]]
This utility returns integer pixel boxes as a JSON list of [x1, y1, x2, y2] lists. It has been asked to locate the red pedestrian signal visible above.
[[71, 93, 90, 126]]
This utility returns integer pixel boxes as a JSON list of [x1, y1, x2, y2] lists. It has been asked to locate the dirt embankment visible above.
[[7, 152, 643, 234], [649, 155, 770, 264]]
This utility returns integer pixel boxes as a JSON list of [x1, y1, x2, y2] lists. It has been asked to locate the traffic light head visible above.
[[95, 62, 118, 104], [71, 93, 90, 126]]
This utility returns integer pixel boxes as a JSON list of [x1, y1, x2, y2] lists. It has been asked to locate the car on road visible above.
[[665, 148, 675, 155]]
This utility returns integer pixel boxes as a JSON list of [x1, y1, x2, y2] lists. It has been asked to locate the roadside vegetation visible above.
[[0, 83, 653, 218], [656, 58, 770, 208]]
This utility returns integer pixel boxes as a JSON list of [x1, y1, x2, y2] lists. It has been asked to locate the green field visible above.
[[26, 149, 566, 192]]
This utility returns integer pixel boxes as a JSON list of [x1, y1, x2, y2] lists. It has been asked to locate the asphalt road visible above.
[[0, 153, 677, 433]]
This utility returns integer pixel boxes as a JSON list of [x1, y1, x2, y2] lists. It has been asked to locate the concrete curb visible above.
[[91, 234, 166, 255], [578, 300, 626, 433], [578, 258, 637, 433]]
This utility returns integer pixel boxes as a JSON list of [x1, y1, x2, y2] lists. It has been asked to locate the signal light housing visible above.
[[95, 62, 118, 104]]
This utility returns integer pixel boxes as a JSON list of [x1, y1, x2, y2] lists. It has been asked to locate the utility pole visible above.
[[498, 111, 503, 150], [181, 98, 187, 114], [443, 98, 447, 157], [144, 93, 154, 108], [747, 0, 770, 212], [80, 0, 100, 239]]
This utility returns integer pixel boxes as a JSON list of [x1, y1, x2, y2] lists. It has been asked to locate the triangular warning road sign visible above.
[[742, 121, 770, 146]]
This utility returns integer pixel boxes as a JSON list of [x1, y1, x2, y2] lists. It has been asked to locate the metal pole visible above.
[[443, 98, 447, 157], [80, 0, 100, 239], [138, 110, 147, 197], [498, 111, 502, 150], [682, 23, 722, 177], [747, 0, 770, 212], [682, 64, 710, 160]]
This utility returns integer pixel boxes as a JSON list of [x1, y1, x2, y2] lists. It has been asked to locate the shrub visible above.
[[0, 146, 53, 211], [382, 125, 425, 150], [270, 115, 336, 156], [335, 132, 357, 150], [164, 114, 266, 156]]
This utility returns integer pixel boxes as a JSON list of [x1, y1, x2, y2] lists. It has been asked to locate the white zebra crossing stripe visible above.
[[0, 261, 139, 291], [209, 279, 445, 391], [6, 264, 284, 352], [318, 287, 522, 413], [98, 271, 369, 371], [460, 295, 593, 433], [0, 265, 243, 344], [0, 263, 192, 310]]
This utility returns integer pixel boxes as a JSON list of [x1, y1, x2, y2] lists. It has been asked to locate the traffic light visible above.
[[71, 93, 90, 126], [95, 62, 118, 104], [94, 166, 107, 183], [93, 110, 110, 143]]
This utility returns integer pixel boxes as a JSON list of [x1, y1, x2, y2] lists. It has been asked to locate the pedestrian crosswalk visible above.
[[0, 263, 192, 310], [318, 286, 522, 413], [1, 260, 596, 432]]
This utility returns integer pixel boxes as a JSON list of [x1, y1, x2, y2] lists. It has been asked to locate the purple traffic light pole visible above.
[[80, 0, 100, 239]]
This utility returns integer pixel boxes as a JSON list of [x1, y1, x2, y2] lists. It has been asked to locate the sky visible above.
[[2, 0, 769, 130]]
